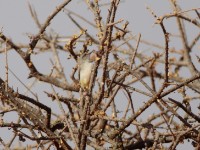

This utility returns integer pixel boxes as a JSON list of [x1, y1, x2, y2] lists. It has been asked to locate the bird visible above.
[[77, 51, 99, 90]]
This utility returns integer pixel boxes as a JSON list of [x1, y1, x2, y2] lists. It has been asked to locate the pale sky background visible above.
[[0, 0, 200, 149]]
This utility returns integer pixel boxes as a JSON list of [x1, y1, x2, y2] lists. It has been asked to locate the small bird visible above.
[[78, 51, 99, 90]]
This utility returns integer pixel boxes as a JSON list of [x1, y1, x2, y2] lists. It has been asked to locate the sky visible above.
[[0, 0, 200, 149]]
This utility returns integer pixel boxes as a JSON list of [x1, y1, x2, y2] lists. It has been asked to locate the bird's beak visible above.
[[90, 52, 100, 62]]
